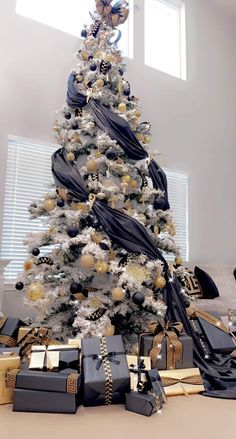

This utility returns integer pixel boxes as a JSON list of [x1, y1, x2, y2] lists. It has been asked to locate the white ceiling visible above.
[[211, 0, 236, 15]]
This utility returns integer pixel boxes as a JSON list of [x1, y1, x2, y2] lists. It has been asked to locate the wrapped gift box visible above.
[[0, 351, 21, 404], [29, 345, 80, 373], [82, 335, 130, 406], [17, 327, 59, 359], [0, 317, 26, 347], [146, 369, 167, 404], [125, 391, 159, 417], [68, 339, 81, 349], [6, 369, 80, 413], [159, 368, 204, 396], [127, 355, 151, 391], [139, 322, 193, 370], [198, 317, 235, 354]]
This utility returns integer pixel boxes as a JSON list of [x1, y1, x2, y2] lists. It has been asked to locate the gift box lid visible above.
[[6, 369, 79, 394]]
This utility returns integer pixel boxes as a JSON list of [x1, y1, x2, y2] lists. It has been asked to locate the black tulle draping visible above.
[[67, 74, 170, 209], [51, 148, 169, 271]]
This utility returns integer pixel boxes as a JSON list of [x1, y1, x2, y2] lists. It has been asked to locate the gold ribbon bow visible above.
[[0, 317, 17, 347], [96, 0, 129, 28], [17, 327, 59, 359], [149, 321, 183, 370], [161, 374, 203, 397]]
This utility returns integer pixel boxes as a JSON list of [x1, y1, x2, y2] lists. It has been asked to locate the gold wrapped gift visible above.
[[159, 368, 204, 397], [29, 344, 79, 370], [127, 355, 151, 391], [0, 352, 20, 404]]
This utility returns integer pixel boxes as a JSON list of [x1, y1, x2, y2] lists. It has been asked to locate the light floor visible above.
[[1, 395, 235, 439]]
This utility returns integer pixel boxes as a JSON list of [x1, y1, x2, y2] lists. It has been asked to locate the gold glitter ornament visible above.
[[95, 78, 104, 88], [136, 133, 145, 142], [154, 276, 166, 289], [126, 262, 150, 283], [104, 324, 115, 336], [66, 152, 75, 161], [130, 179, 138, 189], [118, 103, 126, 113], [121, 175, 131, 184], [81, 51, 89, 61], [43, 199, 56, 212], [112, 287, 126, 301], [135, 110, 142, 118], [24, 259, 34, 271], [86, 159, 97, 172], [91, 232, 103, 244], [89, 297, 102, 309], [79, 254, 95, 269], [27, 281, 46, 302], [95, 261, 109, 274]]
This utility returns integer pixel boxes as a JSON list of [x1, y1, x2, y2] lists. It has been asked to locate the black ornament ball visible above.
[[15, 282, 24, 291], [132, 292, 145, 305], [123, 89, 130, 96], [67, 227, 79, 238], [32, 248, 40, 256], [85, 215, 94, 227], [57, 199, 65, 208], [90, 63, 97, 71], [64, 112, 71, 120], [81, 29, 88, 38], [71, 122, 79, 130], [119, 69, 124, 76], [99, 242, 110, 251], [106, 149, 118, 160], [70, 283, 82, 294]]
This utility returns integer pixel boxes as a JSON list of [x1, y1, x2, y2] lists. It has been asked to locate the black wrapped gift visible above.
[[146, 369, 167, 404], [125, 391, 159, 417], [139, 321, 193, 370], [82, 335, 130, 406], [29, 345, 80, 373], [0, 317, 26, 347], [6, 369, 80, 413], [195, 311, 235, 354]]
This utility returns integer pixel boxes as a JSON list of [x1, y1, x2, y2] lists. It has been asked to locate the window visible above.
[[163, 168, 189, 261], [145, 0, 186, 80], [1, 137, 55, 281], [1, 137, 188, 282], [16, 0, 134, 58]]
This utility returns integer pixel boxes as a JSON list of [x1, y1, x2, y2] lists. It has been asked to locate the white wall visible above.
[[0, 0, 236, 278]]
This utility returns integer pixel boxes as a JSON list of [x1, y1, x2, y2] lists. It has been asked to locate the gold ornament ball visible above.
[[121, 175, 131, 184], [86, 159, 97, 172], [79, 254, 95, 269], [155, 276, 166, 289], [136, 132, 145, 142], [118, 103, 126, 113], [130, 179, 138, 189], [27, 281, 46, 302], [95, 261, 109, 274], [81, 51, 89, 61], [175, 257, 183, 266], [58, 187, 67, 202], [89, 297, 102, 309], [135, 110, 142, 118], [144, 136, 151, 144], [112, 287, 126, 301], [91, 232, 103, 244], [96, 78, 104, 88], [66, 152, 75, 161], [105, 54, 113, 62], [43, 199, 56, 212], [104, 324, 115, 337], [24, 259, 34, 271]]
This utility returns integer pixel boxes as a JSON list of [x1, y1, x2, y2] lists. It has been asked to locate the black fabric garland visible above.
[[67, 73, 170, 210]]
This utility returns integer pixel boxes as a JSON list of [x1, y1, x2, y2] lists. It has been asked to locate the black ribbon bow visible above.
[[92, 351, 121, 370], [129, 359, 149, 393]]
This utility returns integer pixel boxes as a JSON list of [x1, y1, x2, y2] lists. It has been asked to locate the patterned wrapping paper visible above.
[[0, 317, 26, 347], [6, 369, 80, 413], [159, 368, 204, 396], [0, 351, 21, 404], [82, 335, 130, 406]]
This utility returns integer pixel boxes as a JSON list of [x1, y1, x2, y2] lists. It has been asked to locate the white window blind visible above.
[[1, 137, 56, 281], [16, 0, 134, 58], [1, 137, 188, 282], [163, 168, 189, 261], [145, 0, 186, 80]]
